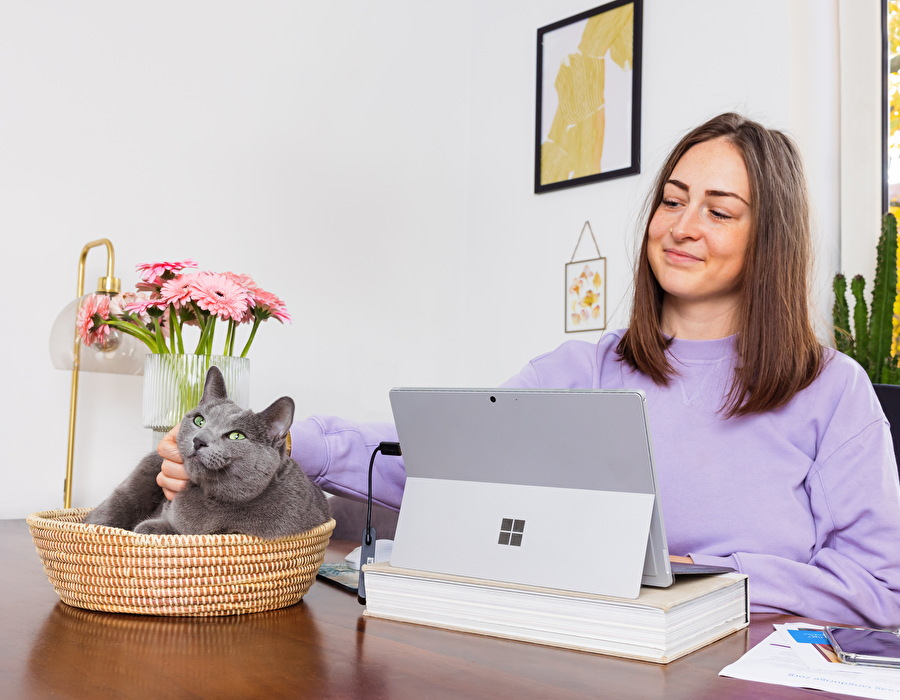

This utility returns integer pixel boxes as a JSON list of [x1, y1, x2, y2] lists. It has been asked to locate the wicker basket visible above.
[[27, 508, 335, 617]]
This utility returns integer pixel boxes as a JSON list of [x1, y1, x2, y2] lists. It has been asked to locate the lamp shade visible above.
[[49, 295, 147, 375]]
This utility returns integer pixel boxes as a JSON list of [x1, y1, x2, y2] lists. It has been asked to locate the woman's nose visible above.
[[670, 208, 701, 239]]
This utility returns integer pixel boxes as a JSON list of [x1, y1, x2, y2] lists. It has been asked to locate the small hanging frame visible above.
[[565, 221, 607, 333]]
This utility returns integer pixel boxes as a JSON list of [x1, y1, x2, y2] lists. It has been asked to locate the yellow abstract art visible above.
[[536, 1, 639, 191]]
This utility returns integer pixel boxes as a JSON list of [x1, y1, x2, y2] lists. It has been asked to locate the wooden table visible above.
[[0, 519, 855, 699]]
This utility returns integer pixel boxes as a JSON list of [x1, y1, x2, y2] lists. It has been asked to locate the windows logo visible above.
[[498, 518, 525, 546]]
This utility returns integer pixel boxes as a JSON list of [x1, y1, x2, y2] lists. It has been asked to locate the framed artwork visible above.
[[535, 0, 643, 193], [566, 259, 606, 332], [565, 222, 607, 333]]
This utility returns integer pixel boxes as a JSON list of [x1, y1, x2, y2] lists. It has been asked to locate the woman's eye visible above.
[[193, 415, 205, 427], [710, 209, 733, 220], [228, 431, 246, 440], [661, 198, 680, 208]]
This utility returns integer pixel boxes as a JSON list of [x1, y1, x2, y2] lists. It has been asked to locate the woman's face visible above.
[[647, 137, 752, 318]]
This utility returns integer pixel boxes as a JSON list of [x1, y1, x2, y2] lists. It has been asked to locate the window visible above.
[[888, 1, 899, 218]]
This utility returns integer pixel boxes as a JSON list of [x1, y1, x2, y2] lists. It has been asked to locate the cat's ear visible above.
[[201, 366, 229, 402], [259, 396, 295, 446]]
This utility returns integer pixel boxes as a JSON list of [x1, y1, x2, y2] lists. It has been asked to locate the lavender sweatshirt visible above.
[[292, 330, 900, 627]]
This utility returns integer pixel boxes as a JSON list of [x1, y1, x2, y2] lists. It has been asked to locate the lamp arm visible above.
[[64, 239, 121, 508], [78, 239, 120, 297]]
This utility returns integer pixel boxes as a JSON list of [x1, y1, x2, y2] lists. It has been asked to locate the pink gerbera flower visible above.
[[250, 288, 292, 323], [190, 272, 251, 322], [159, 272, 201, 309], [124, 296, 165, 316], [135, 278, 164, 295], [224, 271, 257, 291], [76, 294, 111, 346], [135, 259, 198, 283], [108, 292, 137, 316], [224, 273, 259, 322]]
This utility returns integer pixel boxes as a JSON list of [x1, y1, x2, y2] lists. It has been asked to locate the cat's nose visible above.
[[193, 436, 208, 451]]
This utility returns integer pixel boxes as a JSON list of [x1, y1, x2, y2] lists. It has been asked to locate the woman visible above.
[[159, 113, 900, 627]]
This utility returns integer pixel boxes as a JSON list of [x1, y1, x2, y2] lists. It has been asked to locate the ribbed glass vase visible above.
[[142, 354, 250, 434]]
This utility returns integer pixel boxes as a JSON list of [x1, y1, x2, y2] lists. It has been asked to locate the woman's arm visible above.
[[691, 418, 900, 629], [290, 416, 404, 511]]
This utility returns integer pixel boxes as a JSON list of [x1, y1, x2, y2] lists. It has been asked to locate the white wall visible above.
[[1, 0, 474, 516], [0, 0, 881, 518]]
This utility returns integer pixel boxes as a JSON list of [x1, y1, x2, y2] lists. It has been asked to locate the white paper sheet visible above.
[[720, 625, 900, 700]]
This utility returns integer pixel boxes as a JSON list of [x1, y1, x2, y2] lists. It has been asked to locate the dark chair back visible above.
[[873, 383, 900, 471]]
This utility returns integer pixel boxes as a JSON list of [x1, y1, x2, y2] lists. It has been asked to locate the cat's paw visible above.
[[134, 519, 176, 535]]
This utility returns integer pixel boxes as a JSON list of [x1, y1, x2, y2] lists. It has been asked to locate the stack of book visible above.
[[362, 562, 749, 664]]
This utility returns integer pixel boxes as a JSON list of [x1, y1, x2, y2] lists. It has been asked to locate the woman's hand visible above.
[[156, 424, 190, 500]]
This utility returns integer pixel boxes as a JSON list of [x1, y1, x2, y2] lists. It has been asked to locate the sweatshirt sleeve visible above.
[[289, 416, 405, 511], [692, 417, 900, 628], [500, 339, 605, 389]]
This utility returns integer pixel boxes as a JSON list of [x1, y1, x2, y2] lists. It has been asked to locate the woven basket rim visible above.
[[27, 507, 335, 617], [27, 508, 336, 545]]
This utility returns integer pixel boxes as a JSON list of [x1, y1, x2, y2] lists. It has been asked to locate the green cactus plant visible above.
[[832, 213, 900, 384]]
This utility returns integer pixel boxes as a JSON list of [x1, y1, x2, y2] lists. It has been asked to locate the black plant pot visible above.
[[873, 383, 900, 467]]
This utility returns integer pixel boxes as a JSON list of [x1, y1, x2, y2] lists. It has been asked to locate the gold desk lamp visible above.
[[49, 239, 146, 508]]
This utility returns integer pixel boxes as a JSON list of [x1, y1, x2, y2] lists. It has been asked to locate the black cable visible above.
[[359, 441, 401, 604], [365, 441, 402, 545], [364, 448, 378, 547]]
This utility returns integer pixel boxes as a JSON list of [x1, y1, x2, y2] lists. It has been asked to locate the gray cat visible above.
[[84, 366, 331, 538]]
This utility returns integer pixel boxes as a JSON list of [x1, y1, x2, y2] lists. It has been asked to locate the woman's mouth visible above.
[[664, 248, 703, 264]]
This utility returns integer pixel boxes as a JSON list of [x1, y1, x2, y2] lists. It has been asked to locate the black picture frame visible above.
[[534, 0, 643, 194]]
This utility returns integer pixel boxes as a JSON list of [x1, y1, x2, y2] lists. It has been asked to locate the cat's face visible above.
[[176, 367, 295, 502]]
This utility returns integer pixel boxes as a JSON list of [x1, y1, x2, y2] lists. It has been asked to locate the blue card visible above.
[[788, 628, 829, 644]]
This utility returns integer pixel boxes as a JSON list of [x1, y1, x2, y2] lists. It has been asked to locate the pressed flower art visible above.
[[565, 260, 606, 333], [77, 259, 290, 357], [565, 221, 606, 333]]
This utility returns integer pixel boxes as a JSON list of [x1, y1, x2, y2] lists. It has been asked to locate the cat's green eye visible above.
[[193, 415, 205, 427], [228, 431, 246, 440]]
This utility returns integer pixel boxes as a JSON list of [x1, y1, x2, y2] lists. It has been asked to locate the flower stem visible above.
[[223, 320, 236, 356], [104, 318, 158, 352], [240, 318, 262, 358], [151, 317, 169, 353], [206, 321, 216, 356], [188, 302, 212, 355], [195, 316, 216, 356], [169, 309, 185, 354]]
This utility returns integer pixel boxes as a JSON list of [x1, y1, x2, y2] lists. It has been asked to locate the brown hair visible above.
[[617, 112, 823, 416]]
